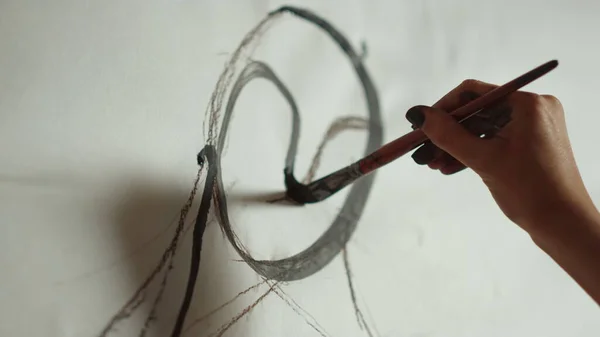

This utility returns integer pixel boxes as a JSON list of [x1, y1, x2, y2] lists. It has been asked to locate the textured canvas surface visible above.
[[1, 1, 599, 336]]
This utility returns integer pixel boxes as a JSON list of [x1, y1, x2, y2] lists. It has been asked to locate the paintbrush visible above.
[[358, 59, 558, 174], [286, 60, 558, 204]]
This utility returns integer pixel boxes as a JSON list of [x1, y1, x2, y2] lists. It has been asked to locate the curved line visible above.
[[209, 6, 382, 281], [172, 5, 383, 336]]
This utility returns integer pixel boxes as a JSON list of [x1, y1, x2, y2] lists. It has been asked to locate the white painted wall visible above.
[[1, 1, 598, 336]]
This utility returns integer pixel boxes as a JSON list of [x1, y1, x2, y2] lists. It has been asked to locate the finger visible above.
[[427, 151, 455, 170], [411, 91, 482, 165], [406, 105, 496, 171], [428, 157, 445, 170], [432, 80, 498, 112], [411, 141, 440, 165], [440, 161, 467, 175], [458, 91, 482, 106]]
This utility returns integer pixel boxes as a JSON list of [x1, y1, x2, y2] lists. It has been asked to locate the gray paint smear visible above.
[[206, 5, 383, 282]]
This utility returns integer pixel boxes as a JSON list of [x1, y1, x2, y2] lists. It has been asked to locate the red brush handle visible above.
[[358, 129, 426, 174], [358, 59, 558, 175]]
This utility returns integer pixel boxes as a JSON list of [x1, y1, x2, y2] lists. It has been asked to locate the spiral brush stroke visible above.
[[100, 5, 383, 337]]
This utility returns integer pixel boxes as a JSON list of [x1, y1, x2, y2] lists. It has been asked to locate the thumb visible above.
[[406, 105, 493, 170]]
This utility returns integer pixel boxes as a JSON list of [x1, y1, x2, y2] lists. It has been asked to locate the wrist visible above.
[[523, 201, 600, 304], [525, 202, 600, 248]]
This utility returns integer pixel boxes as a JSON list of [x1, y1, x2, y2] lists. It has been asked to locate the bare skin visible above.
[[406, 79, 600, 305]]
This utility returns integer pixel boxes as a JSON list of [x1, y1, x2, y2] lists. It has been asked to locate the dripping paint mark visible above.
[[99, 167, 203, 336], [268, 282, 331, 337], [182, 279, 270, 334], [206, 283, 278, 337], [343, 248, 377, 337]]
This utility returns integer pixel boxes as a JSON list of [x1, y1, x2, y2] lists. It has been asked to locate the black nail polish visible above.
[[406, 106, 425, 128], [411, 142, 435, 165], [412, 152, 431, 165]]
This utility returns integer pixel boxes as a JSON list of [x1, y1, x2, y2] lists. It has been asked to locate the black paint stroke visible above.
[[170, 6, 384, 336], [96, 5, 382, 337], [99, 169, 203, 337], [343, 249, 374, 337]]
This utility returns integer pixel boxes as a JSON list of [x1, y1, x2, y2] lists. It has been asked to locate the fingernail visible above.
[[412, 150, 434, 165], [406, 106, 426, 128], [411, 142, 436, 165], [441, 164, 467, 175]]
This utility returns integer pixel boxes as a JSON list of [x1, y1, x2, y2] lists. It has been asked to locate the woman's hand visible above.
[[406, 79, 600, 304], [405, 79, 597, 234]]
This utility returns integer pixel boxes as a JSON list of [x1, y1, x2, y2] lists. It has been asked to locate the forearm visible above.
[[526, 205, 600, 304]]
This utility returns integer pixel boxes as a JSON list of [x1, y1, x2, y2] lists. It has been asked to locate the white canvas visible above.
[[1, 1, 599, 336]]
